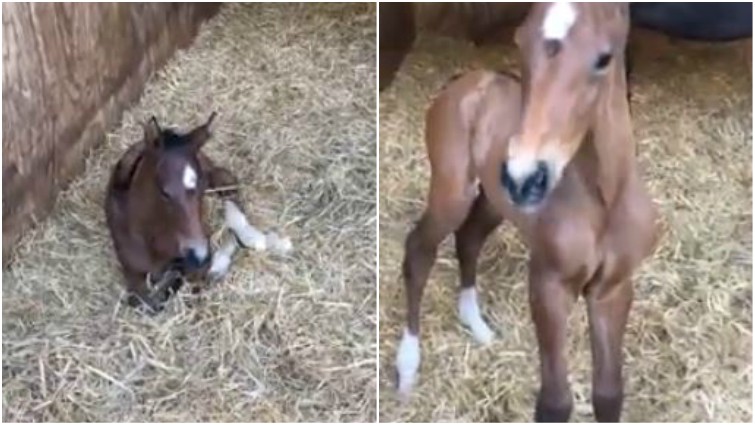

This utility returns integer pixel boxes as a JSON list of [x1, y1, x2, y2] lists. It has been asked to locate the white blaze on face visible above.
[[542, 1, 577, 40], [506, 152, 538, 184], [183, 164, 198, 190]]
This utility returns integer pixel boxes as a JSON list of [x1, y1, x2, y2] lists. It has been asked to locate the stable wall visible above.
[[2, 3, 220, 265]]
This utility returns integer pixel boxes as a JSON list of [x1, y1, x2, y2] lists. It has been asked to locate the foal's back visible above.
[[425, 70, 521, 206], [105, 141, 161, 275]]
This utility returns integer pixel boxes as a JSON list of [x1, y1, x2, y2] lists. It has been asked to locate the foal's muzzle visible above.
[[183, 243, 210, 271], [501, 160, 550, 207]]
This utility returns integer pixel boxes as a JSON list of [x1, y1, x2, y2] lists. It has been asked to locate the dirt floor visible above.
[[378, 29, 752, 422], [3, 3, 375, 422]]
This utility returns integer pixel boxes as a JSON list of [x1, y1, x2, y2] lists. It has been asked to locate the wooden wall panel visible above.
[[2, 3, 220, 265]]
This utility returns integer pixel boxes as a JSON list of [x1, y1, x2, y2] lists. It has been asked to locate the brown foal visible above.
[[395, 2, 659, 422], [105, 113, 291, 313]]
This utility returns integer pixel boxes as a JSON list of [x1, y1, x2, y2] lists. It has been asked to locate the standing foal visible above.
[[395, 3, 659, 422], [106, 113, 291, 313]]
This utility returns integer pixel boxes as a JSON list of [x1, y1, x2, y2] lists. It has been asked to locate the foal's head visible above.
[[136, 113, 217, 270], [502, 2, 630, 209]]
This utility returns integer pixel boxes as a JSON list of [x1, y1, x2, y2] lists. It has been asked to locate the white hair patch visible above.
[[224, 200, 267, 251], [542, 1, 577, 40], [506, 154, 538, 184], [458, 287, 494, 344], [183, 165, 198, 189], [208, 238, 238, 281], [396, 328, 420, 397]]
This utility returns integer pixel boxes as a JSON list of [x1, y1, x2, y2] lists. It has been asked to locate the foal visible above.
[[106, 113, 291, 313], [396, 3, 659, 422]]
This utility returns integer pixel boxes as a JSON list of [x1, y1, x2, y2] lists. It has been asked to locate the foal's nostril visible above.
[[500, 160, 550, 207], [524, 161, 549, 195], [501, 162, 518, 201], [184, 246, 210, 270]]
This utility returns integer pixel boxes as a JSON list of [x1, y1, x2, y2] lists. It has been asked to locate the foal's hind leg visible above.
[[454, 190, 503, 344], [203, 159, 292, 255], [204, 164, 266, 251], [396, 187, 475, 396]]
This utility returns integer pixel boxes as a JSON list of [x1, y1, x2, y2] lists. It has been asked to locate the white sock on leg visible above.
[[458, 287, 494, 344]]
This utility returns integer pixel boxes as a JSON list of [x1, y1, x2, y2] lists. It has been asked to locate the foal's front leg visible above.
[[124, 270, 171, 314], [530, 266, 577, 422], [585, 271, 633, 422]]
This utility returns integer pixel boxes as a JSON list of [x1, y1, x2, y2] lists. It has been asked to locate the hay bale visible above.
[[2, 3, 218, 266], [378, 30, 751, 422], [3, 3, 376, 422]]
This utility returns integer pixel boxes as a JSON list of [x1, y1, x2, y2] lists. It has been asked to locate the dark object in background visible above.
[[379, 2, 415, 91], [378, 2, 753, 92], [630, 2, 752, 42]]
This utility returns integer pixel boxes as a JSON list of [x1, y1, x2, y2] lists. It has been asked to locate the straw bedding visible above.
[[378, 30, 751, 422], [3, 3, 376, 422]]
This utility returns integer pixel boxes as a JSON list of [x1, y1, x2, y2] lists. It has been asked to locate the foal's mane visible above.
[[111, 147, 145, 193], [160, 128, 192, 150]]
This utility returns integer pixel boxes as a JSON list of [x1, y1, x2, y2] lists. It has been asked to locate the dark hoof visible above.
[[593, 392, 623, 422], [125, 293, 165, 315], [535, 395, 573, 423]]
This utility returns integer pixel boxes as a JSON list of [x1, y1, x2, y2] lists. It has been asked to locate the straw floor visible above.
[[3, 3, 375, 422], [378, 30, 752, 422]]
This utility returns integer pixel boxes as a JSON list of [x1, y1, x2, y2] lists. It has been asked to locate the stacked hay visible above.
[[3, 3, 376, 422], [378, 30, 751, 421]]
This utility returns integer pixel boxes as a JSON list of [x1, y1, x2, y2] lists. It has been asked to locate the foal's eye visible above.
[[160, 186, 171, 200], [594, 53, 613, 72]]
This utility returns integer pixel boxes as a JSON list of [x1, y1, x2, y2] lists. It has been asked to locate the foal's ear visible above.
[[143, 116, 163, 150], [187, 111, 217, 150]]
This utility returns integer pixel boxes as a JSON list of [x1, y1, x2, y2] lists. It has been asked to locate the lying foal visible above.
[[396, 3, 659, 422], [105, 113, 291, 313]]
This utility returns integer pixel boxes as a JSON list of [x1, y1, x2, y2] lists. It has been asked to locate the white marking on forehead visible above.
[[183, 164, 197, 189], [542, 1, 577, 40]]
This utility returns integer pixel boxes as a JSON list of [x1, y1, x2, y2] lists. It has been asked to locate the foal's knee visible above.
[[539, 215, 598, 278], [402, 219, 438, 281]]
